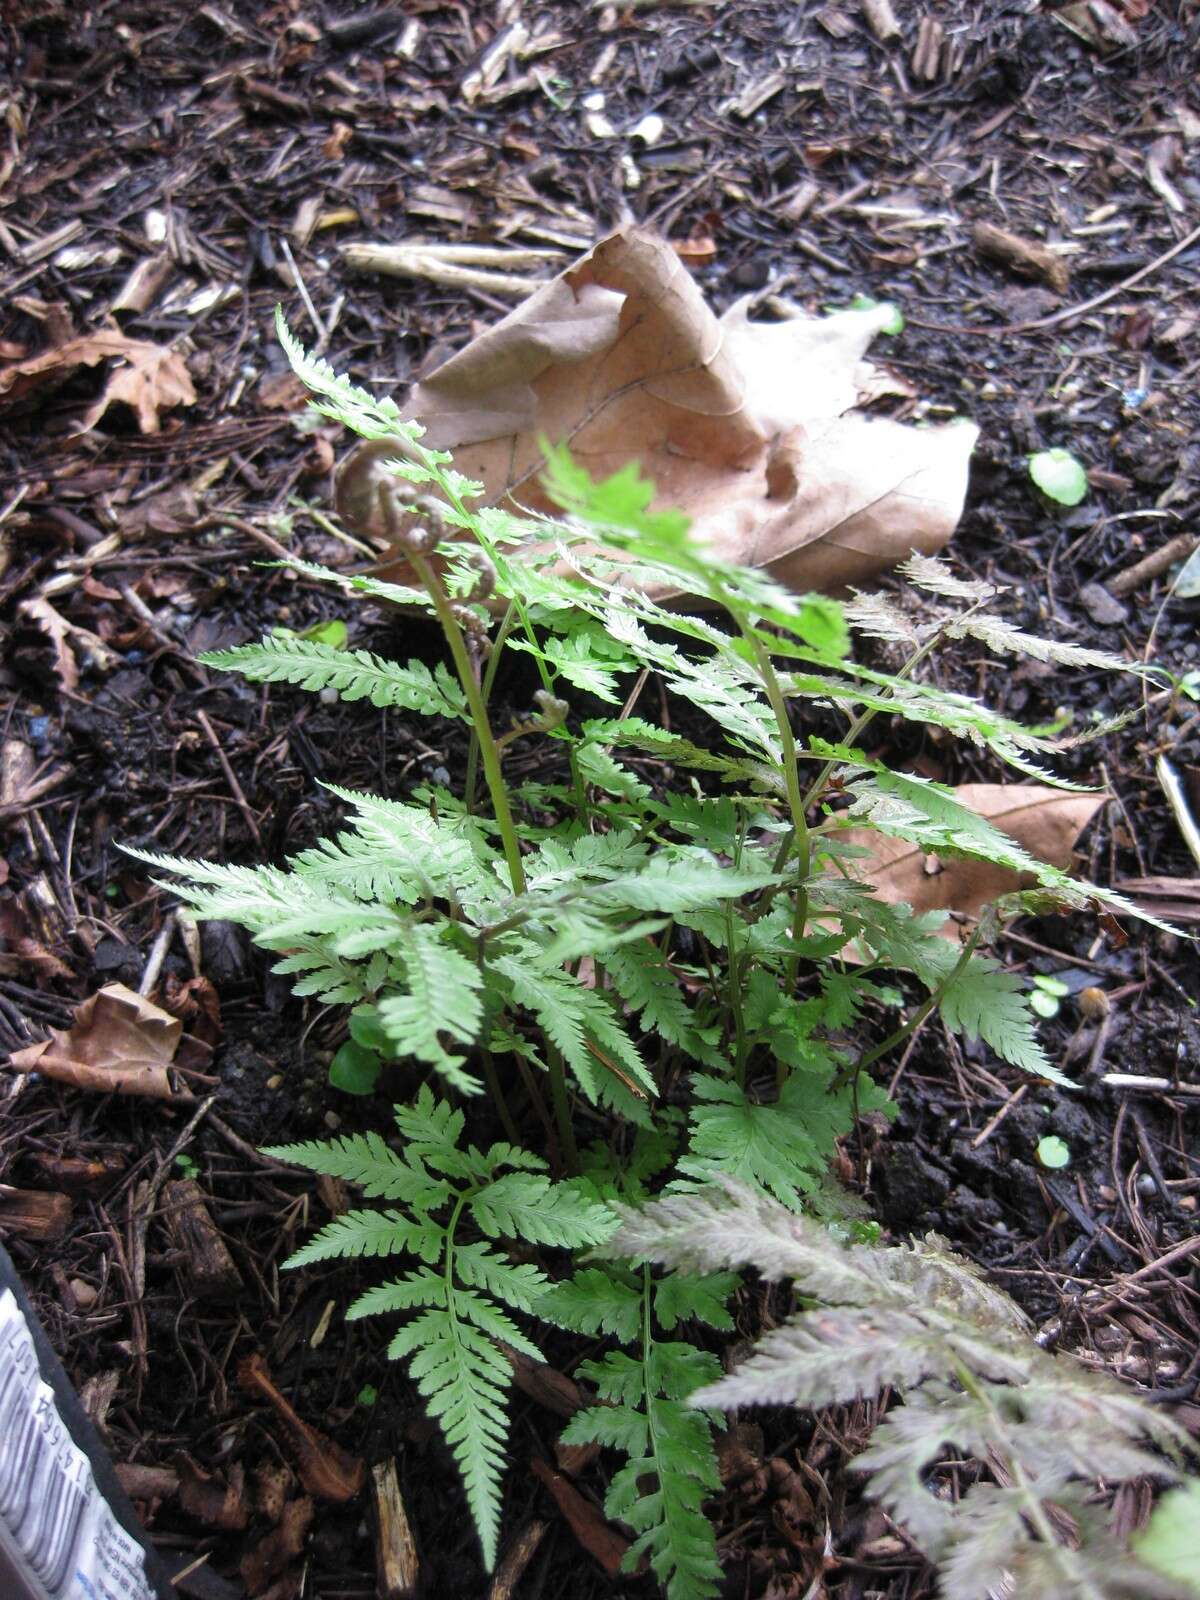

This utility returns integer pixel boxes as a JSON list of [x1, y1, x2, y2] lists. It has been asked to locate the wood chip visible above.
[[729, 72, 786, 119], [861, 0, 900, 42], [162, 1177, 245, 1300], [0, 1184, 72, 1241], [1108, 533, 1198, 596], [912, 17, 943, 81], [972, 221, 1071, 296], [371, 1460, 419, 1600], [488, 1520, 548, 1600]]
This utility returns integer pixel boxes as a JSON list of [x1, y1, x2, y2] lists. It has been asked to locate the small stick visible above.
[[1102, 1074, 1200, 1098], [1157, 755, 1200, 873], [971, 1082, 1027, 1148], [1108, 533, 1197, 597], [195, 709, 263, 846], [138, 912, 176, 996], [488, 1520, 548, 1600], [972, 221, 1070, 295], [919, 217, 1200, 337], [279, 237, 326, 342], [371, 1459, 419, 1600]]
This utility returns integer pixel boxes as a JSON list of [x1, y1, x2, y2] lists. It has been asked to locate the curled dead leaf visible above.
[[357, 226, 976, 596], [832, 783, 1106, 938], [0, 327, 194, 434], [7, 982, 193, 1100]]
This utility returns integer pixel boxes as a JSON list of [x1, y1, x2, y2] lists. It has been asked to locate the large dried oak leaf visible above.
[[836, 784, 1106, 934], [364, 227, 977, 593]]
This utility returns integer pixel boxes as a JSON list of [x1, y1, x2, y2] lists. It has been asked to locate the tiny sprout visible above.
[[1028, 448, 1088, 507], [1036, 1134, 1071, 1170], [1029, 974, 1070, 1019], [356, 1384, 379, 1408]]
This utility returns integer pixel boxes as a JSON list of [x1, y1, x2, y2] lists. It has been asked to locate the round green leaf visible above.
[[1036, 1134, 1071, 1169], [1029, 448, 1088, 506], [328, 1040, 383, 1096], [301, 618, 349, 650], [1032, 975, 1070, 998], [1029, 990, 1060, 1018]]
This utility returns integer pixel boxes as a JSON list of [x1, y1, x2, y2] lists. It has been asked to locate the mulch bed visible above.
[[2, 3, 1199, 1597]]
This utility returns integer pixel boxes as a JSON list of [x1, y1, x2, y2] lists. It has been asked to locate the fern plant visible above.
[[126, 313, 1174, 1591], [602, 1182, 1196, 1600], [263, 1086, 613, 1568]]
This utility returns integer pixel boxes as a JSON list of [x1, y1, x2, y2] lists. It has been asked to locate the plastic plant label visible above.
[[0, 1242, 180, 1600]]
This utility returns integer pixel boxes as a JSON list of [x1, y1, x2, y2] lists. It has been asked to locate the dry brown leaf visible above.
[[174, 1454, 250, 1531], [79, 339, 195, 434], [361, 226, 976, 595], [16, 594, 122, 692], [8, 982, 191, 1100], [833, 784, 1106, 938], [0, 328, 195, 434]]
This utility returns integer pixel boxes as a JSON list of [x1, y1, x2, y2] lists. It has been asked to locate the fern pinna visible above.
[[125, 315, 1180, 1594], [263, 1088, 612, 1568]]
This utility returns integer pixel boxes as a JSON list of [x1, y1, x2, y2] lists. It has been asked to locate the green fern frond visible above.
[[469, 1171, 614, 1248], [262, 1131, 451, 1207], [937, 954, 1065, 1084], [378, 924, 485, 1094], [678, 1074, 870, 1208], [275, 307, 416, 443], [284, 1208, 444, 1267], [201, 633, 468, 718], [540, 1266, 642, 1341], [388, 1309, 513, 1570]]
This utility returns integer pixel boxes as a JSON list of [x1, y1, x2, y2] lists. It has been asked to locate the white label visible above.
[[0, 1289, 157, 1600]]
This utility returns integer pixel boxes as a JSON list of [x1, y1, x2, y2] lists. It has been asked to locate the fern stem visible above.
[[479, 1046, 521, 1147], [846, 925, 983, 1084], [739, 629, 810, 987], [409, 552, 527, 896], [464, 601, 518, 813], [952, 1360, 1106, 1600], [547, 1045, 579, 1174]]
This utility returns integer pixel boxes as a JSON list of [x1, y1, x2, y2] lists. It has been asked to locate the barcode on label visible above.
[[0, 1290, 158, 1600]]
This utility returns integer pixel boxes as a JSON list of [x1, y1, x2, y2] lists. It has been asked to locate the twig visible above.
[[138, 912, 176, 996], [488, 1521, 548, 1600], [918, 218, 1200, 337], [1109, 533, 1197, 596], [195, 709, 263, 847], [1115, 1232, 1200, 1288], [971, 1083, 1028, 1148], [1102, 1073, 1200, 1099], [279, 237, 326, 341]]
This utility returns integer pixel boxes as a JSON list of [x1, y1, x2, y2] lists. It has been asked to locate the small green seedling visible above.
[[174, 1153, 199, 1179], [1029, 974, 1070, 1019], [1036, 1134, 1071, 1170], [300, 619, 348, 650], [1133, 1479, 1200, 1597], [356, 1384, 379, 1408], [327, 1039, 383, 1095], [1173, 544, 1200, 600], [1028, 448, 1088, 507]]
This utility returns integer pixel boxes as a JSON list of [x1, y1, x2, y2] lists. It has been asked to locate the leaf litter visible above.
[[360, 226, 977, 596]]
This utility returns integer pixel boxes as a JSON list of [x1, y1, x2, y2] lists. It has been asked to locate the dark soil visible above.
[[2, 3, 1199, 1598]]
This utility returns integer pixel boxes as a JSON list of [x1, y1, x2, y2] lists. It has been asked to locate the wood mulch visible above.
[[2, 3, 1198, 1597]]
